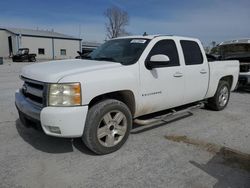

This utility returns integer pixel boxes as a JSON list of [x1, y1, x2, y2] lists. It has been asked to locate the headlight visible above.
[[48, 83, 81, 106]]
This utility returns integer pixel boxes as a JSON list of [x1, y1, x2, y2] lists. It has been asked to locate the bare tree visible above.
[[104, 6, 129, 39]]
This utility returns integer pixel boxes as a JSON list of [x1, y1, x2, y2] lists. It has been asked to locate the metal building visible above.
[[0, 27, 82, 60]]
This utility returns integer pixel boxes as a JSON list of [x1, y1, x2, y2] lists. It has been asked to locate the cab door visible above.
[[138, 39, 185, 115]]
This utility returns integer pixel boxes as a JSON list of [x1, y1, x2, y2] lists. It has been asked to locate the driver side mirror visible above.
[[146, 54, 170, 70]]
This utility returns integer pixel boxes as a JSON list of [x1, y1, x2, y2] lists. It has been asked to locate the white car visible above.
[[15, 35, 239, 154]]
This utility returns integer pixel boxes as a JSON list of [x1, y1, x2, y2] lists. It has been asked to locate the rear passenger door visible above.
[[180, 40, 209, 104]]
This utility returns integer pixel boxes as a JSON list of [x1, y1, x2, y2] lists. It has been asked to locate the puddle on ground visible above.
[[165, 135, 250, 172]]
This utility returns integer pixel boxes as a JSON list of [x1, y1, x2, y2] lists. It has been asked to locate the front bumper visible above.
[[15, 91, 88, 138], [15, 90, 42, 121]]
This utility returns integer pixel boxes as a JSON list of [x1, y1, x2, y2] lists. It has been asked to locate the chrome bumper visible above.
[[15, 90, 42, 121]]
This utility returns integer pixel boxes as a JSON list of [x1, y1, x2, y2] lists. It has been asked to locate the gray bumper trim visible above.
[[15, 91, 42, 121]]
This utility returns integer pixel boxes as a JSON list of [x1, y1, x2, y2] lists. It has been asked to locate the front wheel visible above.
[[206, 80, 230, 111], [82, 99, 132, 155]]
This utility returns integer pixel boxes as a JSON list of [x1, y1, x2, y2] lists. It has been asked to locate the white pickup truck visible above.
[[15, 35, 239, 154]]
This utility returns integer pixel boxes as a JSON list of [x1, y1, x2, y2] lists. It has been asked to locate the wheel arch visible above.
[[206, 75, 234, 99], [88, 90, 136, 116], [219, 75, 233, 90]]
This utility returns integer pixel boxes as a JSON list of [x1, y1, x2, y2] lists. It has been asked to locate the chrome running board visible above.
[[134, 103, 203, 126]]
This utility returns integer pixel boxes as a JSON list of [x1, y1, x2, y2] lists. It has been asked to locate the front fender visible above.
[[58, 63, 140, 106]]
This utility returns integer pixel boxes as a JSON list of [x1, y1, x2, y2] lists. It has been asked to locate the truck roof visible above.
[[115, 35, 198, 41]]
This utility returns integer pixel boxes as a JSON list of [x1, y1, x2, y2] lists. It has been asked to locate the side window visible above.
[[180, 40, 203, 65], [147, 40, 180, 67]]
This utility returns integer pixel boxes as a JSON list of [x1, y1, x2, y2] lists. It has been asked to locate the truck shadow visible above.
[[190, 147, 250, 188], [15, 119, 95, 155], [165, 134, 250, 187]]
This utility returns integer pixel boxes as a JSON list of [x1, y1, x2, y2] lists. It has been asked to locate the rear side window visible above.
[[147, 40, 180, 67], [181, 40, 203, 65]]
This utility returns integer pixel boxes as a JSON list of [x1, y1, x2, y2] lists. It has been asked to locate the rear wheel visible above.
[[206, 80, 230, 111], [30, 56, 36, 62], [82, 99, 132, 155]]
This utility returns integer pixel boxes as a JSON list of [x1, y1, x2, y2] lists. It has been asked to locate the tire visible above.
[[30, 57, 36, 62], [82, 99, 132, 155], [206, 80, 230, 111]]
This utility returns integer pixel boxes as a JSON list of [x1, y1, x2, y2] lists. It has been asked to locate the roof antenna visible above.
[[143, 32, 148, 36]]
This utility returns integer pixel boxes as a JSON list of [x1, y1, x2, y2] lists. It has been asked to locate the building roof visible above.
[[0, 27, 81, 40]]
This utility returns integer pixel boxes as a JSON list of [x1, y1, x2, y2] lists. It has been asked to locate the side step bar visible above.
[[134, 102, 204, 126]]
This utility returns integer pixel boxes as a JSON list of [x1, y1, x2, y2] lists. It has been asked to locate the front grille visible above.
[[21, 77, 46, 107]]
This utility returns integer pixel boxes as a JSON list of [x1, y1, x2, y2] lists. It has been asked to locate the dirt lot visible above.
[[0, 61, 250, 188]]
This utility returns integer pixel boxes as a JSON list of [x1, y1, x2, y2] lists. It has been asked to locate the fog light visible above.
[[45, 126, 61, 134]]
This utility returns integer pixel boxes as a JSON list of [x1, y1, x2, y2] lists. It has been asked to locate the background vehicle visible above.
[[12, 48, 36, 62], [210, 39, 250, 87], [15, 35, 239, 154]]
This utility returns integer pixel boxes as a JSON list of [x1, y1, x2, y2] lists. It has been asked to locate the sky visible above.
[[0, 0, 249, 46]]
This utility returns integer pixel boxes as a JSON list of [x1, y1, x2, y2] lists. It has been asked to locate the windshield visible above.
[[17, 49, 28, 55], [87, 38, 150, 65]]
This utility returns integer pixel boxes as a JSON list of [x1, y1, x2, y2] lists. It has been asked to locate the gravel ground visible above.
[[0, 61, 250, 188]]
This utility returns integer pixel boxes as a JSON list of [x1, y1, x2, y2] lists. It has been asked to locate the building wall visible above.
[[53, 39, 80, 59], [0, 31, 81, 60], [21, 36, 53, 59], [0, 30, 17, 57]]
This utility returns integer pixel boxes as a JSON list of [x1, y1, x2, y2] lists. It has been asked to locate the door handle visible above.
[[200, 69, 207, 74], [173, 72, 183, 78]]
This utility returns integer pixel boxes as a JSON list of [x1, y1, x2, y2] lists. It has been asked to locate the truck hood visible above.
[[21, 59, 122, 82]]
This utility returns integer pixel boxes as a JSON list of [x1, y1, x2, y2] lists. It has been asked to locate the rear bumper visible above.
[[15, 90, 88, 138]]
